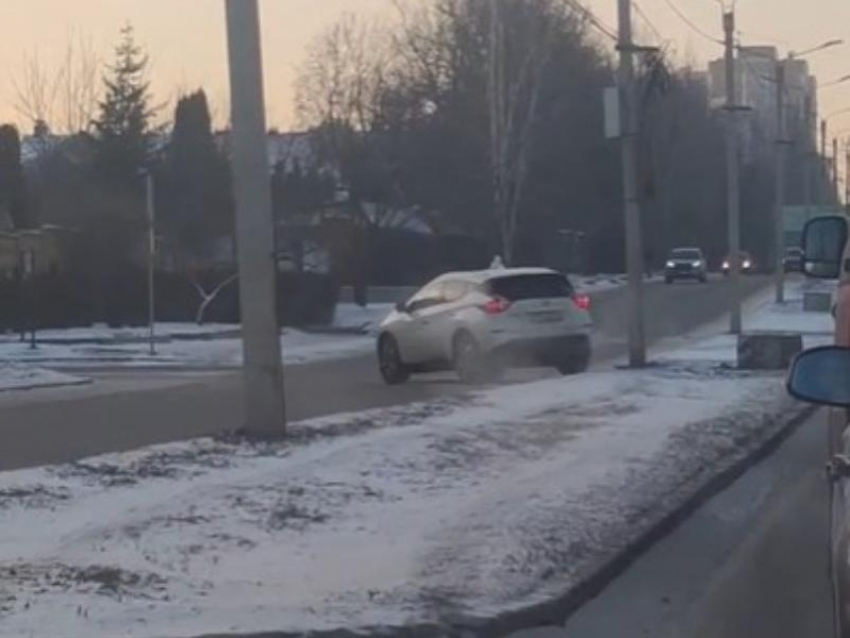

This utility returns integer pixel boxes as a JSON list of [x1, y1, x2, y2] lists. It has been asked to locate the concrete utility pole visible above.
[[145, 172, 157, 356], [617, 0, 646, 367], [224, 0, 286, 435], [773, 62, 787, 304], [724, 11, 742, 334]]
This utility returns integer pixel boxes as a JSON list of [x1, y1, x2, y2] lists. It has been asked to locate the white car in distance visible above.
[[377, 268, 593, 384]]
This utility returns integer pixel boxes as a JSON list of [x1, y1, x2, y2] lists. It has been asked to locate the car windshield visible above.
[[1, 2, 837, 637], [671, 249, 701, 260], [487, 273, 574, 300]]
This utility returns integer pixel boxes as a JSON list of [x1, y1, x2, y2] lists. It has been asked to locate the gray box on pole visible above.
[[603, 87, 621, 140], [224, 0, 286, 435]]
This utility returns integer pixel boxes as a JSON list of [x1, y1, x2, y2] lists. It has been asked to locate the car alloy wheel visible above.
[[378, 335, 409, 385]]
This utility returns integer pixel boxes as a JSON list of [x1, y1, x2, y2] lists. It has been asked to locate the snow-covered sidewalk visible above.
[[656, 279, 833, 364], [0, 368, 806, 636]]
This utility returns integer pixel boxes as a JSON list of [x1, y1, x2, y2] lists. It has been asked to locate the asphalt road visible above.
[[0, 275, 770, 471], [512, 409, 833, 638]]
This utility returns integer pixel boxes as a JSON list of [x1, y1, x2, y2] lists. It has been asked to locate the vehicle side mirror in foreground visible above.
[[802, 216, 848, 279], [787, 346, 850, 407], [395, 301, 408, 314]]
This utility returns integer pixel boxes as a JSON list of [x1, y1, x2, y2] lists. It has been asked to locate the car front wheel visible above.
[[378, 334, 410, 385]]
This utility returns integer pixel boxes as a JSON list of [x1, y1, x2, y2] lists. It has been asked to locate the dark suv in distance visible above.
[[665, 247, 707, 284], [783, 247, 803, 273]]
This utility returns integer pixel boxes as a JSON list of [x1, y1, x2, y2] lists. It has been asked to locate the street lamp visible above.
[[791, 40, 844, 59]]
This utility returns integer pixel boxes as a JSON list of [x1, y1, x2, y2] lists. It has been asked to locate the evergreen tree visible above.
[[92, 24, 155, 188], [0, 124, 29, 229], [159, 89, 233, 262]]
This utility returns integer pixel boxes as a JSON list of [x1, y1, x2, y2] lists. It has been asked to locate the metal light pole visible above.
[[844, 139, 850, 210], [224, 0, 286, 435], [145, 171, 157, 356], [617, 0, 646, 368], [822, 107, 850, 204]]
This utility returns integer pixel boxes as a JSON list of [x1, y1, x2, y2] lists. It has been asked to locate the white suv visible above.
[[377, 267, 593, 384]]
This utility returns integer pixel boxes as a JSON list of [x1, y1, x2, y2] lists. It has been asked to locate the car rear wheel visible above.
[[453, 332, 493, 384], [378, 334, 409, 385], [556, 347, 591, 375]]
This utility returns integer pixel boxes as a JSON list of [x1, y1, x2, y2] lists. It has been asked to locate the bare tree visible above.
[[296, 14, 391, 136], [191, 272, 238, 325], [58, 36, 100, 134], [13, 36, 100, 136], [488, 0, 554, 265], [13, 50, 59, 133]]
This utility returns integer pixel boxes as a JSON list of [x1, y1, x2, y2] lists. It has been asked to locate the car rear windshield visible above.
[[671, 249, 701, 260], [487, 273, 574, 301]]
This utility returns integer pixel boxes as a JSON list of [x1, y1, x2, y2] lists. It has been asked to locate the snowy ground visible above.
[[572, 272, 663, 294], [0, 278, 829, 637], [332, 303, 393, 332], [0, 363, 88, 393], [0, 356, 815, 634], [656, 279, 833, 364], [0, 328, 375, 370]]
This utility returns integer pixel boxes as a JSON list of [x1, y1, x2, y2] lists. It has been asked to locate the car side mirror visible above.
[[787, 346, 850, 407], [395, 300, 408, 314], [802, 216, 848, 279]]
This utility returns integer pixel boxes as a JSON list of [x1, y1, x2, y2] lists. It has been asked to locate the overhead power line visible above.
[[660, 0, 724, 46], [563, 0, 618, 42], [634, 1, 665, 44]]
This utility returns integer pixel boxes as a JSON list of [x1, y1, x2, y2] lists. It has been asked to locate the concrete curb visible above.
[[182, 402, 817, 638], [0, 377, 92, 394]]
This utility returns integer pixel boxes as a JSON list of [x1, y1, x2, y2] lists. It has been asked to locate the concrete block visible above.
[[803, 291, 832, 313], [737, 332, 803, 370]]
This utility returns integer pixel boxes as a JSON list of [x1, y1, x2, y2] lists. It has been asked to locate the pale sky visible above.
[[1, 0, 850, 136]]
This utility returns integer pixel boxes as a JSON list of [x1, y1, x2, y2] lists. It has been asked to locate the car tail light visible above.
[[572, 294, 591, 311], [480, 296, 512, 315]]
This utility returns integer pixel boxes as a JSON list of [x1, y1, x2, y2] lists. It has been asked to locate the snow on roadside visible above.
[[332, 303, 393, 332], [656, 278, 833, 364], [0, 328, 375, 369], [0, 359, 802, 637], [0, 323, 238, 344], [573, 273, 663, 294], [0, 363, 88, 392]]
